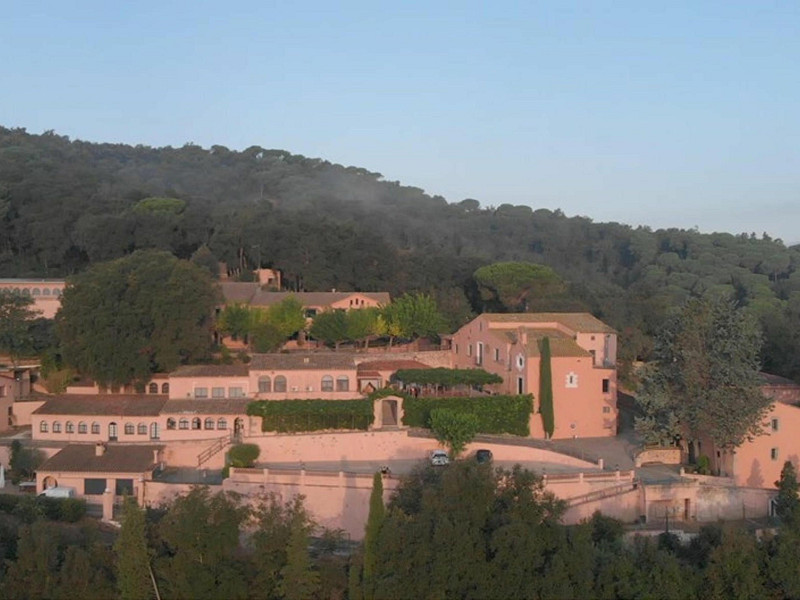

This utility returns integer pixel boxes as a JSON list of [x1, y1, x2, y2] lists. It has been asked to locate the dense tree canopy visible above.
[[2, 127, 800, 381], [635, 296, 771, 449], [56, 250, 220, 386]]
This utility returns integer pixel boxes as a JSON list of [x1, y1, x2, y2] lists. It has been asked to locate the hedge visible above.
[[0, 493, 87, 523], [247, 399, 375, 433], [393, 368, 503, 387], [402, 394, 533, 436]]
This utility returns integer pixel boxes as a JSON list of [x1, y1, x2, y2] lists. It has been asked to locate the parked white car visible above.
[[430, 450, 450, 466]]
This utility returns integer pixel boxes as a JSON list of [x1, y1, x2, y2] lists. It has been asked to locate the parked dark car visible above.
[[475, 449, 493, 464]]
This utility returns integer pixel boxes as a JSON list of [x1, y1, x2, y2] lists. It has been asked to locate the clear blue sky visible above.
[[3, 1, 799, 242]]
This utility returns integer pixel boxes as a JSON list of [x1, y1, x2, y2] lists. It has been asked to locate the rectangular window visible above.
[[494, 348, 500, 362], [455, 344, 459, 354], [771, 448, 779, 461], [228, 387, 244, 398], [602, 406, 611, 414], [476, 342, 483, 366], [212, 387, 225, 398], [517, 377, 524, 394], [0, 385, 5, 397], [84, 478, 107, 496], [772, 418, 779, 432], [115, 478, 134, 496], [194, 387, 208, 399], [468, 344, 472, 357], [602, 379, 610, 393]]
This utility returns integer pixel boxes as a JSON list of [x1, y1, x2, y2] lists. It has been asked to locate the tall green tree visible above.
[[310, 310, 349, 349], [157, 488, 248, 600], [56, 250, 220, 386], [429, 408, 479, 457], [278, 511, 320, 600], [775, 461, 800, 528], [382, 293, 445, 342], [473, 262, 569, 312], [635, 296, 771, 452], [0, 290, 38, 363], [539, 336, 554, 438], [114, 497, 153, 600], [362, 472, 385, 600]]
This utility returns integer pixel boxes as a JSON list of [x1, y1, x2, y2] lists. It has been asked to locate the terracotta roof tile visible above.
[[250, 353, 356, 371], [170, 364, 250, 378], [40, 444, 162, 473], [482, 312, 616, 334], [760, 372, 800, 387], [220, 282, 259, 303], [249, 291, 390, 308], [33, 395, 168, 417], [357, 360, 431, 371]]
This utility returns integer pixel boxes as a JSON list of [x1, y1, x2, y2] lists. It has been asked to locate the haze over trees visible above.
[[2, 126, 800, 381]]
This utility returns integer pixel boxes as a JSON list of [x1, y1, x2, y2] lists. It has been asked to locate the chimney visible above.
[[95, 443, 106, 457]]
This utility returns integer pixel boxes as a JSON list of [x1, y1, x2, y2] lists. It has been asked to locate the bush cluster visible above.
[[0, 494, 87, 523], [247, 399, 374, 433], [402, 394, 533, 436]]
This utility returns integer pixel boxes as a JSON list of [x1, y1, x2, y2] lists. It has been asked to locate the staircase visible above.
[[197, 436, 232, 468], [566, 481, 639, 508]]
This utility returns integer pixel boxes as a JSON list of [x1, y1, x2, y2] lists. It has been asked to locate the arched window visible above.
[[167, 418, 176, 430], [161, 382, 169, 394], [124, 423, 135, 435], [78, 422, 87, 434], [65, 421, 74, 433], [53, 421, 62, 433], [217, 418, 228, 430], [204, 418, 215, 430], [91, 422, 100, 434], [321, 375, 334, 392], [32, 288, 40, 296], [191, 417, 201, 430], [336, 376, 349, 392], [53, 288, 61, 296], [274, 375, 287, 393], [42, 288, 51, 296], [138, 423, 147, 435], [258, 376, 271, 393], [40, 421, 48, 433], [179, 418, 189, 430], [149, 383, 158, 394]]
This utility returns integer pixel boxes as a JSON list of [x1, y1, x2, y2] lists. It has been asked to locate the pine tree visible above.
[[775, 460, 800, 528], [362, 472, 385, 600], [539, 336, 554, 438], [114, 497, 154, 600], [279, 513, 320, 600]]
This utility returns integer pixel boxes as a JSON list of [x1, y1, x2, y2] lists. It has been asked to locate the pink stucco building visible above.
[[450, 313, 617, 439], [710, 373, 800, 489], [0, 278, 65, 319]]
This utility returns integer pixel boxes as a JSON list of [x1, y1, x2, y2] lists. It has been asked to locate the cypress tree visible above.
[[114, 497, 154, 600], [362, 471, 385, 600], [775, 461, 800, 528], [539, 336, 554, 438], [279, 513, 320, 600]]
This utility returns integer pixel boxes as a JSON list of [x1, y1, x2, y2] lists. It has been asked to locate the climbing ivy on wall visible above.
[[539, 336, 554, 438], [246, 399, 374, 432], [401, 394, 532, 436]]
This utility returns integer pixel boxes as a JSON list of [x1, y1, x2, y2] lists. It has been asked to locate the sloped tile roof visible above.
[[249, 291, 390, 308], [357, 360, 431, 372], [482, 312, 616, 334], [33, 395, 168, 416], [40, 444, 162, 473], [170, 364, 250, 378], [250, 353, 356, 371]]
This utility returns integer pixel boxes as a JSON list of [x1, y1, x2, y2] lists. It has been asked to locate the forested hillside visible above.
[[2, 126, 799, 380]]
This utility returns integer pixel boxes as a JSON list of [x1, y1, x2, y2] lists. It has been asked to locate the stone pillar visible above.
[[102, 487, 114, 522]]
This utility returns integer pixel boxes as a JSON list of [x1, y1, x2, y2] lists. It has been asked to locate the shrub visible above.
[[248, 399, 374, 433], [228, 443, 260, 468], [402, 394, 532, 436], [58, 498, 87, 522], [429, 409, 479, 457], [696, 455, 711, 475]]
